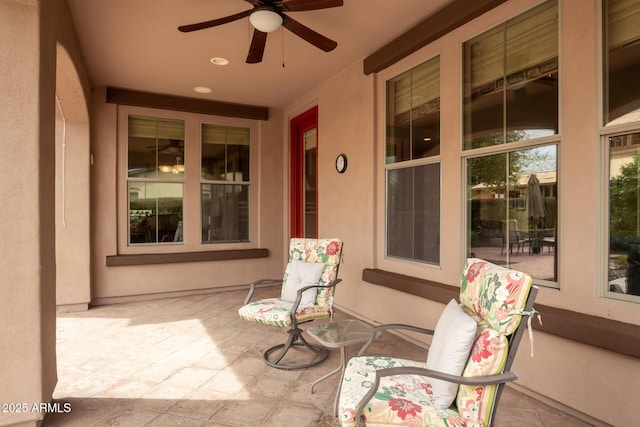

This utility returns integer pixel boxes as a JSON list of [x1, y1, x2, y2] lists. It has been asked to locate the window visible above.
[[604, 0, 640, 301], [463, 0, 558, 150], [201, 124, 250, 243], [385, 56, 441, 264], [603, 0, 640, 126], [127, 115, 185, 245], [467, 146, 558, 283], [463, 1, 559, 286], [123, 111, 254, 250]]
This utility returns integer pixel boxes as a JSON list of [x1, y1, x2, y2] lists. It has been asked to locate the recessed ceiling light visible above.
[[210, 57, 229, 65], [193, 86, 212, 94]]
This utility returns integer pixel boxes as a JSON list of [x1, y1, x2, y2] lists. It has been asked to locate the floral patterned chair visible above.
[[238, 238, 343, 370], [338, 258, 539, 427]]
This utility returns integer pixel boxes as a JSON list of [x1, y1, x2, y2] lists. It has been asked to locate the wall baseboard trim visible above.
[[56, 303, 90, 313], [90, 284, 248, 307]]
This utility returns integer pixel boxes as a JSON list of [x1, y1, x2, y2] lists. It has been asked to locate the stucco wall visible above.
[[283, 0, 640, 425], [0, 1, 75, 425]]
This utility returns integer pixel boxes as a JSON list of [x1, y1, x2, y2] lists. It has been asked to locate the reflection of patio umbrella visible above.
[[528, 174, 546, 253], [527, 173, 546, 227]]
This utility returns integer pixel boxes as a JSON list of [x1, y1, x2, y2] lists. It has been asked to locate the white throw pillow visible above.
[[425, 299, 478, 409], [281, 260, 325, 305]]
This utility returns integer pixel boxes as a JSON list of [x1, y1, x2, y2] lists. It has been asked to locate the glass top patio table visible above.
[[307, 319, 375, 416], [307, 319, 374, 348]]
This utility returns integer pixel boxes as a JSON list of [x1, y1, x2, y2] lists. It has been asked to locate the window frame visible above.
[[600, 0, 640, 303], [200, 122, 251, 244], [383, 54, 443, 266], [385, 157, 442, 265], [462, 137, 560, 289], [461, 0, 561, 288], [602, 127, 640, 303], [116, 105, 258, 254], [462, 0, 559, 151]]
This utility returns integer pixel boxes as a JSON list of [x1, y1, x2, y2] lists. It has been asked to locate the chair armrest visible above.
[[243, 278, 283, 305], [358, 324, 435, 356], [354, 366, 518, 427], [289, 278, 342, 325]]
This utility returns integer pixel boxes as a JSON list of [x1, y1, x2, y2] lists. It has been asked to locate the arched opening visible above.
[[55, 43, 91, 311]]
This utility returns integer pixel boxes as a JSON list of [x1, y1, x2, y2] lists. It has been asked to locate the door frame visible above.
[[290, 106, 318, 238]]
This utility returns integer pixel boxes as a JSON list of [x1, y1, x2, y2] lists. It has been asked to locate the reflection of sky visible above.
[[519, 144, 557, 173]]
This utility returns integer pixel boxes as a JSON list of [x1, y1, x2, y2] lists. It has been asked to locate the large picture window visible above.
[[463, 0, 558, 150], [385, 56, 441, 264], [604, 0, 640, 302]]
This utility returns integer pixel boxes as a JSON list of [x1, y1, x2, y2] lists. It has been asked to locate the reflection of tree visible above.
[[468, 131, 526, 189], [468, 131, 553, 190], [610, 153, 640, 239]]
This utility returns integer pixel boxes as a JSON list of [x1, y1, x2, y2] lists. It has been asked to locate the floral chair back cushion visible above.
[[459, 258, 532, 335], [283, 238, 343, 311], [456, 258, 533, 426]]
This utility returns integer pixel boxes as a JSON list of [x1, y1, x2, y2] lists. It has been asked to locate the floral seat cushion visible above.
[[339, 355, 478, 427], [238, 297, 334, 327], [338, 258, 533, 427]]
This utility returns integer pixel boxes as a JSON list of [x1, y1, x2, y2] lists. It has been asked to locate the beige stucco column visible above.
[[0, 1, 58, 426]]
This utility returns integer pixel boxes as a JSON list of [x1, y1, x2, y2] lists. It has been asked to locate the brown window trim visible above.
[[362, 268, 640, 359], [106, 248, 269, 267], [106, 86, 269, 121], [363, 0, 507, 75]]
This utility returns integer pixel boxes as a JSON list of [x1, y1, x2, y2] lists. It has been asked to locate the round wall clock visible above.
[[335, 153, 348, 173]]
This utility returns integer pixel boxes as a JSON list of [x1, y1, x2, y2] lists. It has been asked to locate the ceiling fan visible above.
[[178, 0, 343, 64], [147, 139, 184, 154]]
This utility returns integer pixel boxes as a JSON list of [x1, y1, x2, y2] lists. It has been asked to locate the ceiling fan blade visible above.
[[276, 0, 343, 12], [246, 30, 268, 63], [282, 14, 337, 52], [178, 10, 251, 32]]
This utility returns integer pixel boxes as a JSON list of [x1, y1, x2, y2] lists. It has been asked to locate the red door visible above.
[[290, 106, 318, 238]]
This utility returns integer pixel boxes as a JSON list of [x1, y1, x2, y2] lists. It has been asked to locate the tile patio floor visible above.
[[45, 288, 596, 427]]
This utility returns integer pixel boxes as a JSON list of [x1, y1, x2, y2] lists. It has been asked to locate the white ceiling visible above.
[[67, 0, 453, 109]]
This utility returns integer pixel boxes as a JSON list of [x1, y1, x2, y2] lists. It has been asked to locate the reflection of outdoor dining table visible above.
[[526, 228, 555, 254]]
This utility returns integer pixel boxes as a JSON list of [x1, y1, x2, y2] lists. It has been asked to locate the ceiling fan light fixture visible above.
[[249, 9, 282, 33]]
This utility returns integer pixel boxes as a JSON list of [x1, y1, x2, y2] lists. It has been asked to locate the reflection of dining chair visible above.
[[542, 230, 556, 252], [501, 219, 528, 255]]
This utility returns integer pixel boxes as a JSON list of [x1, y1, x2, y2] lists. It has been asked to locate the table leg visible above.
[[309, 345, 349, 417], [310, 359, 343, 394], [333, 346, 349, 417]]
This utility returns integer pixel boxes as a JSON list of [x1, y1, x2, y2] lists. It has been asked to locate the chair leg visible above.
[[263, 327, 328, 370]]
